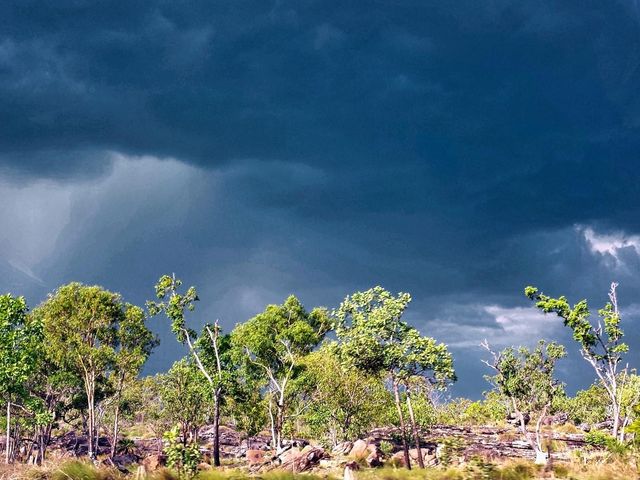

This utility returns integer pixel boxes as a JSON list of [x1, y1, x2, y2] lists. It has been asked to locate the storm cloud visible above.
[[1, 0, 640, 397]]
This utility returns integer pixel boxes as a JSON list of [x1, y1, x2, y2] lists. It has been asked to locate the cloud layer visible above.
[[1, 0, 640, 397]]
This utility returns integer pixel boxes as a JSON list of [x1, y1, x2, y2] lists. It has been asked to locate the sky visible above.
[[1, 0, 640, 398]]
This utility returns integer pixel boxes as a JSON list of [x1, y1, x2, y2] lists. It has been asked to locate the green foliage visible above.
[[164, 425, 202, 479], [38, 283, 125, 373], [379, 440, 394, 458], [295, 344, 393, 444], [583, 430, 628, 455], [160, 359, 211, 443], [462, 392, 508, 425], [0, 294, 42, 397], [584, 430, 611, 448], [525, 283, 631, 439], [148, 274, 199, 344], [485, 341, 566, 417], [231, 295, 329, 448], [563, 384, 608, 425], [437, 437, 465, 467]]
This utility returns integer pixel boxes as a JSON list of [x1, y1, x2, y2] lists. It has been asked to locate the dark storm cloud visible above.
[[1, 0, 640, 396]]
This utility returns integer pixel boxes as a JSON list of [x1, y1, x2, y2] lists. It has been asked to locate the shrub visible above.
[[163, 426, 202, 479]]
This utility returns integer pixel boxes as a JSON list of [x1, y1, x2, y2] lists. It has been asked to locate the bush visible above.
[[379, 440, 394, 458], [163, 426, 201, 479]]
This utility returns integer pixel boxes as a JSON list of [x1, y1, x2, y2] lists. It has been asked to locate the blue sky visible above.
[[1, 0, 640, 397]]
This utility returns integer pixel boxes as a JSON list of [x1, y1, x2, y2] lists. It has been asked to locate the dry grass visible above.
[[3, 456, 637, 480]]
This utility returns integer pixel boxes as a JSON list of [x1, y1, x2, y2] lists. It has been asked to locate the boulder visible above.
[[390, 449, 437, 468], [349, 440, 369, 459], [110, 454, 139, 472], [278, 447, 301, 464], [279, 445, 325, 472], [390, 451, 407, 467], [246, 449, 267, 465]]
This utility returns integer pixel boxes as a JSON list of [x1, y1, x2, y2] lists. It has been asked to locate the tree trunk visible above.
[[212, 389, 221, 467], [268, 399, 277, 450], [5, 399, 11, 464], [405, 389, 424, 468], [110, 374, 125, 458], [86, 373, 96, 460], [612, 401, 621, 441], [110, 403, 120, 458], [392, 380, 411, 470]]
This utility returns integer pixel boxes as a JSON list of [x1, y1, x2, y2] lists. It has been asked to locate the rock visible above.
[[365, 446, 383, 467], [279, 445, 325, 472], [390, 451, 407, 467], [391, 449, 437, 468], [110, 454, 139, 471], [541, 413, 569, 426], [349, 440, 369, 459], [332, 441, 353, 456], [579, 423, 591, 432], [246, 449, 267, 465], [142, 454, 166, 471], [506, 412, 530, 426], [278, 447, 301, 464]]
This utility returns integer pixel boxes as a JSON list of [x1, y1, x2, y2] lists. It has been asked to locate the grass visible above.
[[9, 457, 640, 480]]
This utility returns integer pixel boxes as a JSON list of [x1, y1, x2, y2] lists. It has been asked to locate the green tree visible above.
[[109, 305, 158, 457], [482, 340, 566, 464], [231, 295, 330, 450], [297, 344, 393, 446], [334, 286, 455, 469], [526, 283, 630, 440], [160, 359, 210, 445], [148, 274, 233, 466], [35, 283, 128, 459], [397, 329, 456, 467], [0, 294, 42, 463]]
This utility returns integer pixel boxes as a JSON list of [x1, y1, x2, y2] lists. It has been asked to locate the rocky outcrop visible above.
[[278, 445, 325, 472], [367, 425, 589, 462]]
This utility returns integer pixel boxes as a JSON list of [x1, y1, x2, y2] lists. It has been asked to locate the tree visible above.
[[397, 329, 456, 467], [148, 274, 233, 466], [231, 295, 330, 450], [297, 344, 393, 446], [525, 283, 631, 440], [334, 286, 455, 469], [160, 359, 210, 445], [109, 305, 158, 457], [482, 340, 566, 464], [35, 283, 127, 459], [0, 294, 42, 463]]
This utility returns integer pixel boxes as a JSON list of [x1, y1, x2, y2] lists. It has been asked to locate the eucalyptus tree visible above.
[[334, 286, 455, 469], [482, 340, 566, 464], [526, 283, 632, 440], [109, 305, 158, 457], [0, 294, 42, 463], [397, 330, 456, 468], [297, 343, 393, 446], [161, 359, 211, 445], [231, 295, 330, 450], [35, 283, 129, 459], [148, 274, 232, 466]]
